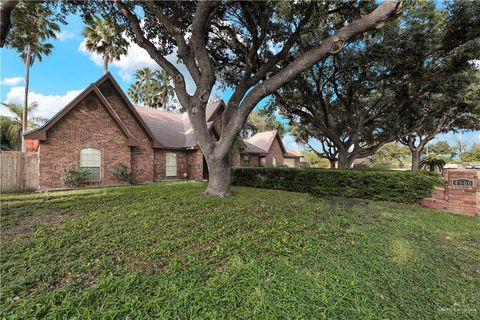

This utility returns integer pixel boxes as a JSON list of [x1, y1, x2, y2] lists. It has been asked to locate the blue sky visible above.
[[1, 14, 478, 150]]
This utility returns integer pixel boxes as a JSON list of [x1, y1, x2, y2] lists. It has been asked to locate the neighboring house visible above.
[[242, 131, 301, 168], [24, 73, 300, 189]]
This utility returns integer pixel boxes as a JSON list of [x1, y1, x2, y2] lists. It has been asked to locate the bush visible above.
[[232, 167, 440, 203], [62, 169, 90, 188], [112, 163, 138, 184]]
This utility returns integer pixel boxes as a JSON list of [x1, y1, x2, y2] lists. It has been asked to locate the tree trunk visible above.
[[0, 0, 19, 47], [337, 151, 354, 168], [22, 47, 31, 152], [411, 149, 421, 170], [103, 54, 109, 74], [205, 154, 232, 197], [329, 159, 336, 169]]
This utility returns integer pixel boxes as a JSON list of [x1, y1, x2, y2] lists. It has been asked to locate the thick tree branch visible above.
[[0, 0, 18, 47], [114, 0, 190, 107], [236, 1, 403, 129], [142, 1, 202, 84]]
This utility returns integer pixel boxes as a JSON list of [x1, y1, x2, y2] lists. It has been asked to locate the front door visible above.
[[260, 156, 266, 167]]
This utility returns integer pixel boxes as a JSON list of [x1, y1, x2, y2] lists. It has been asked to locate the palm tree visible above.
[[128, 68, 175, 110], [156, 70, 175, 109], [419, 156, 446, 172], [127, 82, 143, 105], [0, 118, 19, 151], [82, 16, 128, 74], [6, 1, 59, 151], [0, 102, 46, 150]]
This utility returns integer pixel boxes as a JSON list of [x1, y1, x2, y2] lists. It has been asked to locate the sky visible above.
[[1, 14, 478, 151]]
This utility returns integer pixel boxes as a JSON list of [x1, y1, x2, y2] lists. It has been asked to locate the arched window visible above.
[[166, 152, 177, 177], [272, 157, 277, 167], [80, 148, 101, 181]]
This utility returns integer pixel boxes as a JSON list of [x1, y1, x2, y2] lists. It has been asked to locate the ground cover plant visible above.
[[1, 182, 479, 319]]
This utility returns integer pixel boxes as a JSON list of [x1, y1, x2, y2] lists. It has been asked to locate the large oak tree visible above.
[[67, 0, 402, 195], [272, 0, 480, 169]]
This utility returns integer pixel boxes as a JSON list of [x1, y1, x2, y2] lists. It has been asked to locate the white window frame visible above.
[[80, 148, 101, 181], [166, 152, 177, 177], [272, 157, 277, 167], [244, 154, 250, 161]]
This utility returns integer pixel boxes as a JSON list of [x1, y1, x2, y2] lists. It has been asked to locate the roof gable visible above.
[[206, 100, 225, 122], [94, 73, 162, 148], [24, 83, 140, 146], [244, 130, 287, 154]]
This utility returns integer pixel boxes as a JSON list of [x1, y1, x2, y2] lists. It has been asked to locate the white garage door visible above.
[[284, 158, 296, 167]]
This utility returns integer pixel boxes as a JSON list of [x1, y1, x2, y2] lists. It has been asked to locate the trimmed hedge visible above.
[[232, 167, 440, 203]]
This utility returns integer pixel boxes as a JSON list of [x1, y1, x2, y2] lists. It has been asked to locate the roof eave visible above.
[[95, 72, 165, 149]]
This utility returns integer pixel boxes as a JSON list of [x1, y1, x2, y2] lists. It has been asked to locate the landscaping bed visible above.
[[1, 182, 479, 318]]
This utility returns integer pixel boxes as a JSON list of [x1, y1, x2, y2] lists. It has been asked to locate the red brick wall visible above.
[[153, 149, 204, 181], [97, 80, 154, 182], [38, 93, 132, 188], [422, 169, 479, 216], [444, 170, 479, 215], [264, 136, 284, 167], [237, 153, 260, 167]]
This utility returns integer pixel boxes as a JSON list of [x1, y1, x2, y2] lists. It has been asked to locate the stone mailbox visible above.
[[422, 169, 480, 216]]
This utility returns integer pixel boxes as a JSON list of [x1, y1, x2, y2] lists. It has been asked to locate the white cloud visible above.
[[1, 77, 24, 86], [1, 86, 82, 120], [55, 30, 75, 41], [79, 38, 196, 94]]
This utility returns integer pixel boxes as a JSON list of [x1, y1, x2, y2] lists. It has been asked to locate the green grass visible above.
[[1, 182, 479, 319]]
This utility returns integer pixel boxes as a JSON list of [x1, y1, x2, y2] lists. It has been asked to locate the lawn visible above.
[[1, 182, 479, 319]]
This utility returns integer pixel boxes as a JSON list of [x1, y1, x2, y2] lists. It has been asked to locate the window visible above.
[[272, 157, 277, 167], [244, 154, 250, 161], [166, 152, 177, 177], [80, 148, 101, 180]]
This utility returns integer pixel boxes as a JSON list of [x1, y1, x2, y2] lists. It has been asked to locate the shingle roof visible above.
[[285, 149, 302, 158], [135, 101, 221, 149], [244, 130, 282, 153], [243, 140, 268, 154]]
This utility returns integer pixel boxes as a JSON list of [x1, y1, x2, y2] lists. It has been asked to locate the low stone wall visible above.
[[422, 169, 479, 216]]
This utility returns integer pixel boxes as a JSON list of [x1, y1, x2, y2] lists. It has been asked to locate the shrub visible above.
[[232, 167, 440, 203], [62, 169, 90, 188], [112, 163, 138, 184], [419, 156, 446, 172]]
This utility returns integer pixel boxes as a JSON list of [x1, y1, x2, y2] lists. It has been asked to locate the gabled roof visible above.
[[135, 102, 221, 149], [243, 140, 268, 154], [244, 130, 287, 154], [94, 73, 162, 148], [24, 81, 142, 146], [285, 149, 302, 158], [206, 100, 223, 122], [23, 72, 227, 150]]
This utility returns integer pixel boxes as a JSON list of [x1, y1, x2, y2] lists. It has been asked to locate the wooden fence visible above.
[[0, 152, 38, 193]]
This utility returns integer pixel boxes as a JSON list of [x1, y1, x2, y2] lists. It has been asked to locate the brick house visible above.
[[24, 73, 300, 189]]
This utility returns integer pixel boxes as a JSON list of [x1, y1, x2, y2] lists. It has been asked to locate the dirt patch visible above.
[[1, 212, 68, 239], [321, 196, 369, 207]]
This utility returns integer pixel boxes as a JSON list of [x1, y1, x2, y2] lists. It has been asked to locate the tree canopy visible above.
[[82, 15, 128, 73], [241, 109, 285, 139], [271, 0, 480, 169], [64, 0, 402, 195], [128, 67, 176, 111]]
